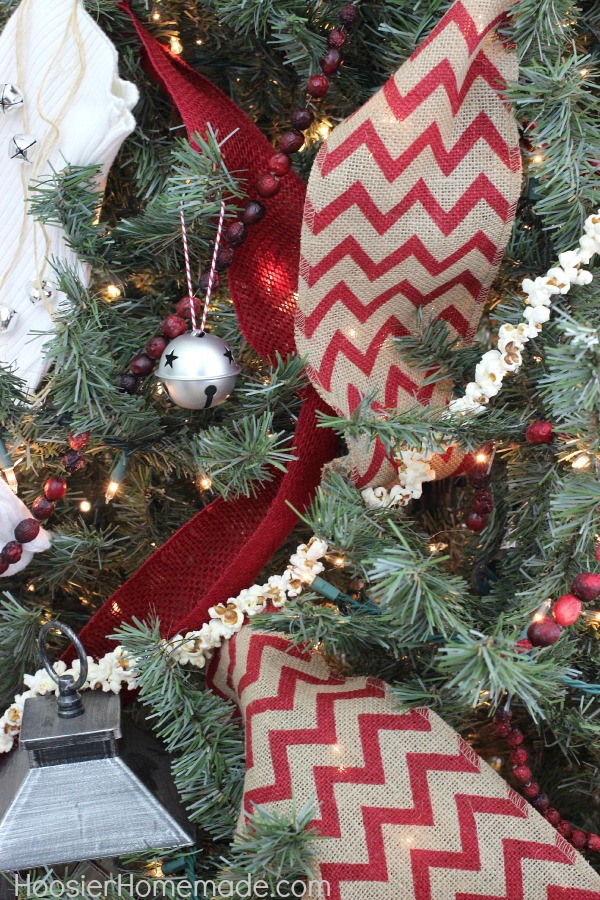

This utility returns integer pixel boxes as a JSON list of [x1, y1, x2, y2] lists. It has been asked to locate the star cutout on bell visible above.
[[164, 351, 179, 369], [223, 348, 234, 364]]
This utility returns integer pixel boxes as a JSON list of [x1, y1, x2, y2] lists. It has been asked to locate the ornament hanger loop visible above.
[[38, 620, 88, 718], [179, 199, 227, 334]]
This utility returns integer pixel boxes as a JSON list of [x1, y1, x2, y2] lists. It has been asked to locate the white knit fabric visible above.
[[0, 0, 138, 394], [0, 0, 137, 572]]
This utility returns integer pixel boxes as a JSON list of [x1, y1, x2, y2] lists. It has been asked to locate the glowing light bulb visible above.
[[105, 481, 120, 503], [572, 453, 591, 470], [105, 453, 128, 504], [152, 10, 161, 20], [198, 476, 212, 490], [532, 154, 544, 164], [475, 452, 488, 464], [317, 121, 332, 140], [105, 284, 121, 300], [333, 556, 345, 568], [580, 68, 589, 76], [147, 861, 164, 879], [79, 500, 92, 513], [170, 35, 183, 55], [26, 583, 35, 593]]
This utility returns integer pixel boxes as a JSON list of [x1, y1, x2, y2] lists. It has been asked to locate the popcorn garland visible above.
[[0, 537, 329, 753], [362, 212, 600, 510]]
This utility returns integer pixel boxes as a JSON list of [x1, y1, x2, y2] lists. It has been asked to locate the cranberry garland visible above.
[[0, 431, 89, 575], [493, 708, 600, 853], [119, 1, 363, 395], [465, 454, 495, 533]]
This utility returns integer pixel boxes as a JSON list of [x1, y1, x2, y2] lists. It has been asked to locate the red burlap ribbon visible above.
[[72, 7, 336, 659]]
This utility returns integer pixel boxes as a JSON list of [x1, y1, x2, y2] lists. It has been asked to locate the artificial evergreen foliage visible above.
[[0, 0, 599, 883]]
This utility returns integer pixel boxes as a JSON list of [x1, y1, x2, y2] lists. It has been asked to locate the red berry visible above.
[[256, 174, 281, 198], [69, 431, 90, 451], [494, 708, 512, 724], [532, 793, 550, 812], [291, 108, 314, 131], [161, 315, 187, 339], [119, 374, 139, 395], [595, 545, 600, 563], [523, 781, 540, 799], [469, 473, 491, 490], [472, 489, 493, 516], [545, 808, 561, 827], [495, 722, 512, 737], [224, 221, 247, 247], [215, 247, 235, 270], [146, 335, 169, 360], [32, 495, 55, 521], [1, 541, 22, 565], [241, 200, 266, 225], [176, 296, 202, 320], [465, 510, 487, 532], [269, 153, 292, 177], [586, 833, 600, 852], [525, 421, 553, 444], [14, 519, 40, 543], [278, 130, 304, 154], [552, 594, 582, 627], [199, 271, 221, 293], [558, 821, 573, 839], [507, 729, 524, 747], [129, 353, 155, 377], [571, 829, 587, 849], [306, 74, 329, 98], [327, 28, 348, 49], [339, 3, 360, 27], [511, 748, 528, 765], [571, 572, 600, 603], [320, 48, 343, 76], [513, 765, 533, 783], [0, 560, 8, 575], [61, 450, 85, 474], [44, 476, 67, 501], [516, 638, 533, 653], [527, 616, 562, 647]]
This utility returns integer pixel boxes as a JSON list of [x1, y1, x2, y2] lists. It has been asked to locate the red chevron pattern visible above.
[[296, 0, 523, 489], [207, 628, 600, 900]]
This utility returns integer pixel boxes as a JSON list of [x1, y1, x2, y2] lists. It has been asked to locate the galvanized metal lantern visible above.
[[0, 622, 193, 871]]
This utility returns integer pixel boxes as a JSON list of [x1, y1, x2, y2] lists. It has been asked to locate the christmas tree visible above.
[[1, 0, 600, 894]]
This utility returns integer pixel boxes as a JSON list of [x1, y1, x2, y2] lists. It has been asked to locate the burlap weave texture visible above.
[[208, 628, 600, 900], [297, 0, 523, 489]]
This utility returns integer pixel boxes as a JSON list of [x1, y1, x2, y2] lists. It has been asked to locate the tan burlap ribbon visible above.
[[296, 0, 523, 489], [207, 628, 600, 899]]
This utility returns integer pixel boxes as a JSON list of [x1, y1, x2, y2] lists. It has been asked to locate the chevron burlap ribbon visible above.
[[297, 0, 523, 490], [208, 628, 600, 900]]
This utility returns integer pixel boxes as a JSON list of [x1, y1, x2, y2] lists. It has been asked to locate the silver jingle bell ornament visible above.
[[29, 277, 55, 305], [0, 307, 17, 332], [156, 330, 241, 410], [0, 83, 24, 115], [9, 133, 36, 163]]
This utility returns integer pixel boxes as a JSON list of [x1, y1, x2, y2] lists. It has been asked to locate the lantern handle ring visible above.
[[38, 621, 89, 718]]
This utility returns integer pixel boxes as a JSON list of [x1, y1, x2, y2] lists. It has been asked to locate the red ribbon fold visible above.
[[73, 6, 335, 659]]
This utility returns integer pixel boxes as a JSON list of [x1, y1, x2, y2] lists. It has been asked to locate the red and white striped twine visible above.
[[179, 200, 227, 334]]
